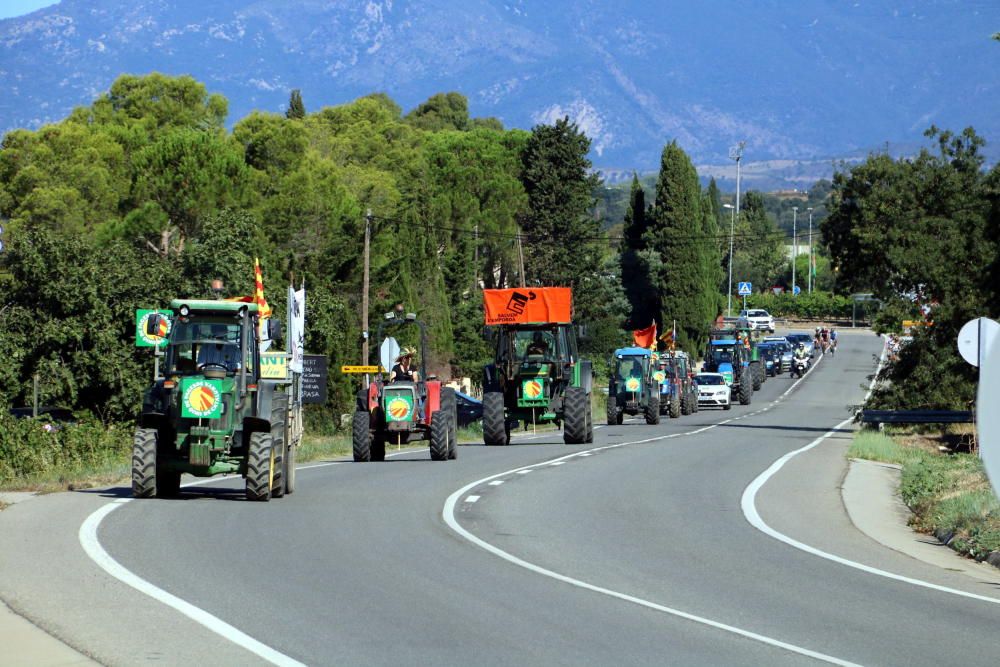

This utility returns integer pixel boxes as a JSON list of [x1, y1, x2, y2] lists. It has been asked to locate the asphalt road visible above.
[[4, 330, 1000, 666]]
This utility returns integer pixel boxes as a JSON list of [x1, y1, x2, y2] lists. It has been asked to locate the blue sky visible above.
[[0, 1, 59, 19]]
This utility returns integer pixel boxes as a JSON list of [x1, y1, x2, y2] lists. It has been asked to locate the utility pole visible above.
[[473, 221, 479, 291], [516, 227, 526, 287], [727, 141, 745, 316], [792, 206, 798, 296], [362, 209, 372, 368], [807, 207, 814, 294]]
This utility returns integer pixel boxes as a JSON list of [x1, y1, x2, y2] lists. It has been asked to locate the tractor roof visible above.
[[711, 339, 738, 346], [614, 347, 652, 358], [169, 299, 259, 315]]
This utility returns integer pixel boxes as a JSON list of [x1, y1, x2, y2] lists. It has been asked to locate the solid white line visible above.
[[549, 461, 566, 467], [79, 504, 306, 667], [516, 470, 532, 475]]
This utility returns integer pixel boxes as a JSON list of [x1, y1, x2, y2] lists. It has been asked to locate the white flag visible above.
[[289, 285, 306, 373]]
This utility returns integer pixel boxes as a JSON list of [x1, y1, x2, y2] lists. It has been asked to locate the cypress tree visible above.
[[620, 173, 660, 330], [286, 89, 306, 119], [648, 141, 712, 354]]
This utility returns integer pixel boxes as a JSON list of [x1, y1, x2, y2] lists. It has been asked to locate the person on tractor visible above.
[[197, 324, 240, 372], [525, 332, 550, 359], [390, 347, 419, 383]]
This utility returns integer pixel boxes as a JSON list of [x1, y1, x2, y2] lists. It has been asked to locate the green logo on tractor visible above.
[[385, 394, 415, 422], [522, 378, 545, 400], [652, 370, 666, 383], [135, 309, 171, 347], [625, 377, 641, 392], [181, 379, 223, 419]]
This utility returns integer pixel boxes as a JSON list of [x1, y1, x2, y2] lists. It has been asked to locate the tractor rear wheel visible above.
[[585, 406, 594, 443], [606, 394, 618, 425], [680, 390, 691, 415], [483, 391, 509, 446], [645, 390, 660, 425], [429, 410, 450, 461], [270, 407, 287, 499], [669, 393, 681, 419], [751, 362, 763, 390], [352, 411, 371, 462], [563, 387, 588, 444], [371, 421, 386, 462], [285, 443, 296, 495], [739, 376, 753, 405], [441, 388, 458, 459], [246, 431, 274, 502]]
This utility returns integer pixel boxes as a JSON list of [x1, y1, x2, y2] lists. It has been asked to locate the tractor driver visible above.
[[197, 324, 240, 372], [390, 347, 419, 383], [525, 331, 550, 359]]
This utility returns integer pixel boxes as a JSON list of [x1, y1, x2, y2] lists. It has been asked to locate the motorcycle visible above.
[[790, 357, 809, 379]]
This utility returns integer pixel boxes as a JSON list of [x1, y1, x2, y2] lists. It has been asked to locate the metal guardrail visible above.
[[859, 409, 974, 428]]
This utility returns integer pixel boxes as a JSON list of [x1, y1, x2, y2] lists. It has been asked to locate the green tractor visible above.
[[736, 327, 766, 391], [133, 299, 301, 501], [607, 347, 659, 425], [481, 288, 593, 445], [352, 311, 457, 462], [704, 331, 754, 406]]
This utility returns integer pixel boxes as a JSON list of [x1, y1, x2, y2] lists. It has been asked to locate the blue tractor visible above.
[[607, 347, 660, 425], [703, 335, 753, 406]]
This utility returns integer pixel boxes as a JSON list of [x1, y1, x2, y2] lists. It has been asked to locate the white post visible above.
[[791, 206, 798, 296], [807, 207, 814, 294], [724, 203, 735, 316]]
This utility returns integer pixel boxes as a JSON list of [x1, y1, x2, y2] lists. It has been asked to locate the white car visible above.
[[738, 309, 775, 333], [694, 372, 731, 410]]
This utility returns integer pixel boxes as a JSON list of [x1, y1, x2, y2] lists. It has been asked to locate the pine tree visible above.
[[286, 89, 306, 119], [648, 141, 713, 354]]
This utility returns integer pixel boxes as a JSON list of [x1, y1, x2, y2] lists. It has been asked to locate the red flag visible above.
[[633, 323, 657, 348]]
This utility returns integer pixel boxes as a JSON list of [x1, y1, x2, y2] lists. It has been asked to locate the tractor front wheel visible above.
[[669, 393, 681, 419], [246, 431, 275, 502], [751, 362, 763, 390], [132, 428, 180, 498], [606, 394, 618, 425], [563, 387, 588, 444], [483, 391, 509, 446], [645, 389, 660, 425], [739, 377, 753, 405]]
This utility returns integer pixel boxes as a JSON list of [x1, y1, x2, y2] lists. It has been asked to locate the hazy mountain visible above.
[[1, 0, 997, 174]]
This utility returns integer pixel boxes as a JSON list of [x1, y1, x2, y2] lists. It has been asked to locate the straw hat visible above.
[[395, 346, 417, 363]]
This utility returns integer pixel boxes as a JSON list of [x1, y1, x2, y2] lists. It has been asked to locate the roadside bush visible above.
[[0, 414, 130, 486], [744, 291, 858, 321]]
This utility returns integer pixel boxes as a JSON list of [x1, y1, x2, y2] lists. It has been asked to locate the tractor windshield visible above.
[[166, 320, 246, 375], [615, 357, 646, 382], [711, 347, 734, 364]]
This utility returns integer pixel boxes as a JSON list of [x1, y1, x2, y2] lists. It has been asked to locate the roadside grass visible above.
[[848, 428, 1000, 564]]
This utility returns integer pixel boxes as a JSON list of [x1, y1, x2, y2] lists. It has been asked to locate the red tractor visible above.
[[351, 311, 457, 462]]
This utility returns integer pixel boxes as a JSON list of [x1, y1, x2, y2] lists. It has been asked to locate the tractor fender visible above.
[[137, 412, 167, 430], [367, 383, 380, 412], [483, 364, 501, 392], [424, 381, 442, 422], [242, 416, 272, 440], [576, 360, 593, 394]]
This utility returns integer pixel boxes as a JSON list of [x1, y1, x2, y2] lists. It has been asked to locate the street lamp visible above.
[[723, 203, 735, 316], [791, 206, 798, 297], [806, 206, 813, 294]]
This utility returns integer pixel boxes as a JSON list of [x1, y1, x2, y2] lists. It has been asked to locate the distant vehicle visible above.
[[762, 339, 794, 372], [694, 373, 731, 410], [738, 309, 775, 333], [785, 333, 816, 359], [455, 392, 483, 428], [756, 342, 780, 377], [9, 406, 77, 431]]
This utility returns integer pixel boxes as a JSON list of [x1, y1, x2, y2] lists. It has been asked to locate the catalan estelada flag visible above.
[[254, 258, 273, 350]]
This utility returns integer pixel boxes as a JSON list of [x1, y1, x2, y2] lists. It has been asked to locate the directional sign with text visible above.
[[737, 282, 752, 296]]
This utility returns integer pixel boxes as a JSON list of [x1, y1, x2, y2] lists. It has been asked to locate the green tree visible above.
[[620, 173, 659, 329], [648, 141, 713, 353], [519, 117, 614, 350], [404, 92, 470, 132], [286, 89, 306, 120], [731, 191, 786, 294]]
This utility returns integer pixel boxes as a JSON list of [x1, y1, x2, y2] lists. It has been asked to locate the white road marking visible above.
[[441, 351, 869, 665], [742, 336, 1000, 606], [79, 503, 306, 667], [465, 495, 481, 503], [488, 481, 505, 486], [549, 461, 566, 467]]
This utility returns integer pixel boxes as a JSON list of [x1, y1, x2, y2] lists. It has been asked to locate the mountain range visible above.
[[1, 0, 997, 180]]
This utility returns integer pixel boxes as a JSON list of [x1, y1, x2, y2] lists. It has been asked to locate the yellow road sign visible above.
[[341, 365, 382, 374]]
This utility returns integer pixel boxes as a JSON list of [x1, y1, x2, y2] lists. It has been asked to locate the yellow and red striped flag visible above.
[[254, 258, 273, 350]]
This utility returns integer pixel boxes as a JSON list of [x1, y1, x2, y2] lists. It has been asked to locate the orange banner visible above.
[[633, 323, 657, 348], [483, 287, 572, 325]]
